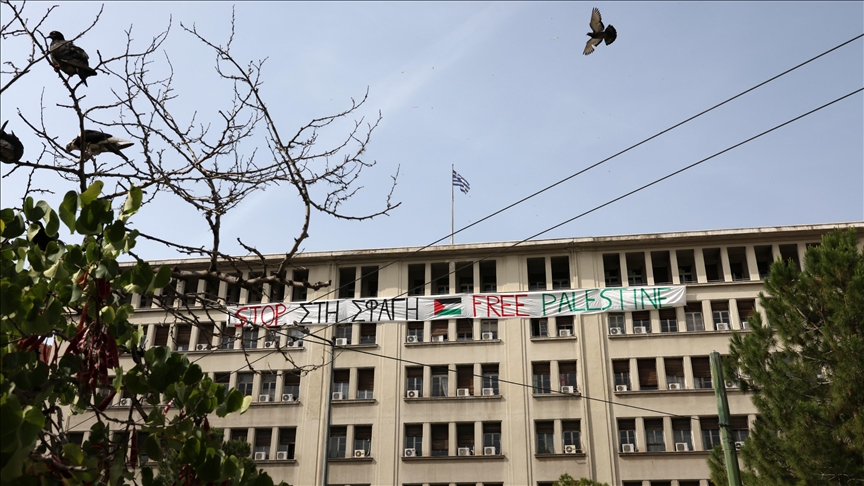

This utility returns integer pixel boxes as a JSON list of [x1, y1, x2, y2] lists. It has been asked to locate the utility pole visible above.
[[710, 350, 743, 486]]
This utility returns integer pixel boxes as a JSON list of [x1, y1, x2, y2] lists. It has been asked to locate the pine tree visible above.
[[713, 228, 864, 485]]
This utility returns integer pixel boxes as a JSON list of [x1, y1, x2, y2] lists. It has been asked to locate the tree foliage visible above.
[[553, 473, 610, 486], [714, 228, 864, 485]]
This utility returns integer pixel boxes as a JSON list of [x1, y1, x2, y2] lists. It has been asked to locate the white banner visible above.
[[227, 286, 686, 327]]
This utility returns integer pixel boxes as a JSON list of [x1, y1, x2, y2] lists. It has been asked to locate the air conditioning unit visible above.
[[741, 320, 749, 330], [406, 335, 419, 343], [558, 329, 572, 337], [406, 390, 420, 398], [287, 340, 303, 348], [621, 444, 636, 453], [353, 450, 367, 458], [734, 441, 744, 450], [276, 451, 288, 460], [675, 442, 690, 451], [281, 394, 295, 402], [634, 326, 648, 334], [481, 332, 494, 340], [481, 388, 495, 396], [610, 327, 623, 335], [195, 344, 209, 351], [563, 444, 579, 454], [118, 398, 130, 406], [434, 335, 445, 342], [258, 394, 271, 402], [404, 448, 416, 457], [483, 446, 496, 455], [263, 341, 276, 349], [331, 392, 344, 400], [725, 381, 738, 389], [457, 447, 471, 456], [457, 388, 470, 397], [253, 452, 267, 460], [335, 338, 348, 346], [560, 385, 575, 394], [716, 323, 730, 331], [615, 384, 629, 392], [668, 383, 682, 390]]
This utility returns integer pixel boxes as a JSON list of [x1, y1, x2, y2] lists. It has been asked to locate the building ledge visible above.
[[534, 452, 587, 459], [338, 343, 379, 349], [530, 336, 578, 342], [532, 392, 581, 399], [254, 459, 297, 465], [402, 454, 505, 462], [329, 456, 374, 463], [406, 339, 501, 347], [618, 450, 710, 457], [405, 395, 502, 402], [250, 400, 302, 407], [331, 398, 377, 406], [614, 388, 739, 395], [608, 328, 752, 339]]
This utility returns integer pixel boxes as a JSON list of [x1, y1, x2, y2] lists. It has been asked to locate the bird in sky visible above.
[[583, 7, 617, 55], [48, 31, 98, 86], [66, 130, 134, 162], [0, 120, 25, 164]]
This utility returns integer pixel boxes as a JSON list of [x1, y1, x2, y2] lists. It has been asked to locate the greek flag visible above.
[[452, 170, 470, 194]]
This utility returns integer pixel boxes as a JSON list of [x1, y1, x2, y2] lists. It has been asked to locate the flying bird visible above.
[[66, 130, 134, 162], [47, 31, 98, 86], [0, 120, 24, 164], [583, 8, 617, 55]]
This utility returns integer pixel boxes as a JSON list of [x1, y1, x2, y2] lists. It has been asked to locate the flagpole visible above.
[[450, 163, 455, 245]]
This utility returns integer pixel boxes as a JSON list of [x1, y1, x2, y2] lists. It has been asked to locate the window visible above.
[[218, 323, 235, 350], [431, 424, 449, 456], [242, 328, 259, 349], [406, 367, 423, 397], [672, 418, 692, 450], [638, 359, 658, 390], [329, 426, 347, 458], [645, 419, 665, 451], [357, 369, 374, 399], [174, 325, 191, 351], [701, 417, 721, 450], [360, 266, 379, 298], [456, 319, 473, 341], [332, 369, 349, 397], [231, 429, 247, 442], [651, 251, 672, 284], [407, 264, 426, 296], [731, 416, 750, 444], [198, 324, 215, 349], [559, 361, 577, 390], [291, 269, 308, 301], [481, 320, 498, 339], [283, 371, 300, 400], [431, 263, 449, 295], [479, 260, 497, 292], [613, 360, 630, 389], [153, 326, 170, 347], [532, 362, 551, 394], [632, 311, 651, 333], [354, 425, 372, 456], [182, 278, 199, 306], [431, 321, 448, 341], [608, 313, 625, 334], [457, 365, 474, 396], [685, 304, 704, 331], [618, 419, 636, 452], [703, 248, 723, 282], [278, 428, 296, 459], [360, 323, 376, 344], [268, 271, 286, 302], [712, 301, 730, 329], [482, 364, 499, 395], [562, 421, 581, 452], [405, 424, 423, 456], [727, 247, 750, 281], [737, 299, 755, 329], [260, 373, 277, 401], [138, 292, 154, 309], [68, 432, 85, 446], [407, 322, 423, 342], [247, 273, 264, 304], [159, 281, 178, 308], [535, 421, 554, 454], [531, 318, 548, 338], [603, 253, 621, 286], [431, 366, 449, 397], [483, 422, 501, 454], [676, 250, 695, 283], [338, 267, 356, 299], [214, 372, 230, 388], [556, 316, 574, 336], [237, 373, 254, 396], [659, 309, 677, 333], [692, 357, 712, 389], [254, 428, 271, 458], [665, 358, 685, 388], [225, 276, 242, 304], [754, 245, 773, 279], [626, 252, 645, 286], [551, 256, 570, 289], [527, 257, 546, 290], [456, 423, 475, 454], [336, 324, 352, 344], [779, 244, 800, 270], [456, 262, 474, 293]]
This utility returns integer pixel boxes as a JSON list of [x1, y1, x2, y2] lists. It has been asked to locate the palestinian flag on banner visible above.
[[433, 297, 463, 317]]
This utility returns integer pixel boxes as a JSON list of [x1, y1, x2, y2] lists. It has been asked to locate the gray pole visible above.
[[450, 163, 454, 245], [710, 350, 743, 486], [321, 335, 335, 486]]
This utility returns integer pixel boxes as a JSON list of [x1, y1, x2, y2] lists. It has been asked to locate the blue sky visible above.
[[2, 2, 862, 260]]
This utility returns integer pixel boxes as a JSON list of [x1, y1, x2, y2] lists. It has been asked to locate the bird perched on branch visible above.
[[48, 31, 98, 86], [66, 130, 134, 162], [583, 7, 617, 55], [0, 120, 24, 164]]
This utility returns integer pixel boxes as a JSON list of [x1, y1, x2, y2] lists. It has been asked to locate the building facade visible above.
[[84, 222, 863, 486]]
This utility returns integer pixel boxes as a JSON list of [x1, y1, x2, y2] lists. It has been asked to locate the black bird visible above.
[[66, 130, 134, 162], [583, 7, 617, 55], [0, 120, 24, 163], [47, 31, 98, 86]]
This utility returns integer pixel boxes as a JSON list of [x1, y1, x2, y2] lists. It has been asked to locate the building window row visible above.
[[144, 322, 314, 352], [404, 422, 502, 457], [607, 298, 756, 336], [407, 260, 498, 296], [534, 419, 582, 454], [612, 355, 740, 392], [226, 427, 296, 461], [405, 364, 499, 398], [529, 316, 575, 338], [332, 368, 376, 401], [329, 425, 374, 458], [406, 320, 498, 343], [209, 370, 302, 403], [531, 360, 578, 395], [617, 415, 752, 453]]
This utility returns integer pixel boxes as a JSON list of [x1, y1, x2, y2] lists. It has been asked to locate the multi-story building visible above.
[[84, 222, 863, 486]]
